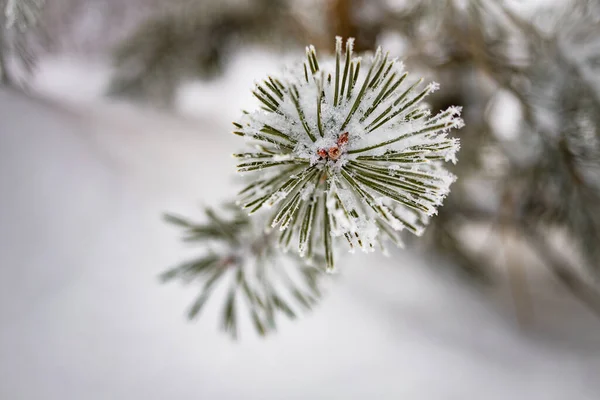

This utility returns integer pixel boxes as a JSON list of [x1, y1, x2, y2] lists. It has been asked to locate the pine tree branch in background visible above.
[[0, 0, 45, 87], [376, 0, 600, 280], [522, 224, 600, 319], [0, 29, 9, 85], [107, 0, 311, 107], [162, 204, 326, 339], [327, 0, 374, 52], [4, 0, 45, 31]]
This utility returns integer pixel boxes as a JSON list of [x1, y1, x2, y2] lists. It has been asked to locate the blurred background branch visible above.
[[0, 0, 45, 85], [162, 204, 325, 338]]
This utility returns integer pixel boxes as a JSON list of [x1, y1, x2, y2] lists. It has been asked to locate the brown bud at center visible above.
[[328, 146, 341, 160]]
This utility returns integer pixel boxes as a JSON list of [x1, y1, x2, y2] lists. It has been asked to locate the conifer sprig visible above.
[[234, 37, 463, 272], [162, 205, 324, 339]]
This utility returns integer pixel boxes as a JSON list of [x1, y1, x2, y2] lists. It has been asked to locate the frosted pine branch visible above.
[[162, 205, 325, 339], [234, 37, 463, 272]]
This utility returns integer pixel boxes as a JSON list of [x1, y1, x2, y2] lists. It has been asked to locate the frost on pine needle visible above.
[[234, 37, 463, 272], [161, 205, 324, 339]]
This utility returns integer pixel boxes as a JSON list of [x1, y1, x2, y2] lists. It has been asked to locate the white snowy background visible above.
[[2, 1, 600, 397]]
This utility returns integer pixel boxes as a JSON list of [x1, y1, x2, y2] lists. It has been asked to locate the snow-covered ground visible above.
[[1, 53, 600, 399]]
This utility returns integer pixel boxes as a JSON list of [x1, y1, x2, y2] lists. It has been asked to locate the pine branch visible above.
[[4, 0, 44, 31], [107, 0, 306, 106], [521, 224, 600, 319], [162, 204, 326, 339], [164, 36, 463, 336], [0, 0, 45, 86], [233, 37, 463, 272]]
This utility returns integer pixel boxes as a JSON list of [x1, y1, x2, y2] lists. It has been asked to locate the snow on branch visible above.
[[234, 37, 463, 272]]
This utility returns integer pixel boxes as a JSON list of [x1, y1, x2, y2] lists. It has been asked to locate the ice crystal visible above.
[[234, 37, 463, 272]]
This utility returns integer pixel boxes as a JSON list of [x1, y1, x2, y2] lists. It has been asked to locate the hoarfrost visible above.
[[234, 38, 463, 268]]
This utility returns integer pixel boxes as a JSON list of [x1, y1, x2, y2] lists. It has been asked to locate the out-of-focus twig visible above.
[[521, 224, 600, 319], [444, 202, 600, 320]]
